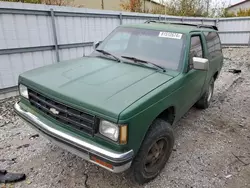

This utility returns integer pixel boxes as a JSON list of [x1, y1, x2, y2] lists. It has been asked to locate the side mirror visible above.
[[93, 41, 101, 50], [193, 57, 209, 71]]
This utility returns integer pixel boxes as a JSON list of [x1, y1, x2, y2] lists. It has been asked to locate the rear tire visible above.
[[128, 119, 174, 185], [196, 78, 214, 109]]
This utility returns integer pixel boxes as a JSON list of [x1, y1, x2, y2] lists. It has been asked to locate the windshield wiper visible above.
[[96, 49, 121, 62], [121, 56, 166, 72]]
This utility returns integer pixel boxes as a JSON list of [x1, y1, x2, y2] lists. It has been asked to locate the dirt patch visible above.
[[1, 48, 250, 188]]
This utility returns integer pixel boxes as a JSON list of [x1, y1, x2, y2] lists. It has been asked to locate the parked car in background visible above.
[[14, 21, 223, 184]]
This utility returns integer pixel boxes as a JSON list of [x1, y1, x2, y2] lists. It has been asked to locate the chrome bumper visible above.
[[14, 102, 133, 173]]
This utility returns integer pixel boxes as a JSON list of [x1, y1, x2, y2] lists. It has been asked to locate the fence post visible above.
[[248, 18, 250, 47], [50, 8, 60, 62], [119, 13, 123, 25], [216, 18, 219, 28], [248, 32, 250, 47], [159, 15, 161, 21]]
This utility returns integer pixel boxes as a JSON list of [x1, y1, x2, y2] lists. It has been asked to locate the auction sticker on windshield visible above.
[[158, 32, 182, 39]]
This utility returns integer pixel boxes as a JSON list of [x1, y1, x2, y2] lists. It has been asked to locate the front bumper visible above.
[[14, 102, 134, 173]]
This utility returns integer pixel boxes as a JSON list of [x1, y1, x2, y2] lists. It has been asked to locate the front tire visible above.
[[196, 78, 214, 109], [129, 119, 174, 184]]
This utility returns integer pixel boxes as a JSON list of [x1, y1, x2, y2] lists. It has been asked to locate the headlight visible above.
[[19, 84, 29, 99], [99, 120, 119, 141]]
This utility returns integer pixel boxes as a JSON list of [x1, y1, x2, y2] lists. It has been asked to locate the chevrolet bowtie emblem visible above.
[[49, 108, 59, 115]]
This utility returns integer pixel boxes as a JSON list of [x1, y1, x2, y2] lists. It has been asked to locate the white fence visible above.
[[0, 2, 250, 98]]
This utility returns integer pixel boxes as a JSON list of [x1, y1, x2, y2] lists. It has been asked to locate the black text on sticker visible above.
[[159, 32, 182, 39]]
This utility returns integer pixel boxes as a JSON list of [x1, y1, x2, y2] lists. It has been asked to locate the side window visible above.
[[190, 36, 203, 58], [204, 31, 222, 58], [189, 36, 203, 69]]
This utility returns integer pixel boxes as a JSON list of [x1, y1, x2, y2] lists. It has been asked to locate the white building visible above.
[[227, 0, 250, 14]]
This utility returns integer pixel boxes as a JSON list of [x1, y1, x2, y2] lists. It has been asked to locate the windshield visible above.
[[94, 27, 186, 71]]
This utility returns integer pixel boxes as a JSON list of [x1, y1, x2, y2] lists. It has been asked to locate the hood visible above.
[[20, 57, 175, 120]]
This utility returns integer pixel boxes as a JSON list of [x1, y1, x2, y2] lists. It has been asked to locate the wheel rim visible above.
[[207, 84, 213, 102], [144, 138, 169, 173]]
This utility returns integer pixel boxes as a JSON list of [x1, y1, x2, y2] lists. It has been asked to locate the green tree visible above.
[[237, 8, 250, 16], [221, 9, 236, 17], [220, 8, 250, 17], [162, 0, 210, 17]]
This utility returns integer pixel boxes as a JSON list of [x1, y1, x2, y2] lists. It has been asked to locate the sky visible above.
[[227, 0, 244, 5], [211, 0, 243, 7], [153, 0, 244, 7], [219, 0, 243, 6]]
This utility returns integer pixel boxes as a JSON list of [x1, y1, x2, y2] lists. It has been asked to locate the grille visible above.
[[28, 89, 96, 135]]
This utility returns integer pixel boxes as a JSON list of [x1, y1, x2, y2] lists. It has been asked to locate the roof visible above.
[[227, 0, 250, 8], [121, 22, 216, 34], [147, 0, 164, 6]]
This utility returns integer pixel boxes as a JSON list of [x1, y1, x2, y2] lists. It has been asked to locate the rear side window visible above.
[[204, 32, 222, 58]]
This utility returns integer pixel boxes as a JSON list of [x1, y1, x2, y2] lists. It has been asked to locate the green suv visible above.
[[14, 21, 223, 184]]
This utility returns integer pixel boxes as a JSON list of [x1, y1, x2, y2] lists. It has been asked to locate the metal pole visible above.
[[144, 0, 146, 13], [164, 0, 166, 20], [119, 13, 123, 25], [50, 9, 60, 62], [101, 0, 104, 9], [206, 0, 209, 16]]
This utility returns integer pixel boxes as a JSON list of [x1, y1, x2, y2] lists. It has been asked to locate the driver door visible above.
[[178, 33, 208, 117]]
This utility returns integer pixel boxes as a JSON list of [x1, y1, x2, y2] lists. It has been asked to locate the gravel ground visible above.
[[1, 48, 250, 188]]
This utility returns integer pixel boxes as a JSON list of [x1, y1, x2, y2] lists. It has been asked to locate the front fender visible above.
[[118, 81, 181, 155]]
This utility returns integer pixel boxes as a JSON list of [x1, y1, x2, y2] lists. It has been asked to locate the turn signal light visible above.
[[119, 125, 128, 144], [90, 156, 113, 169]]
